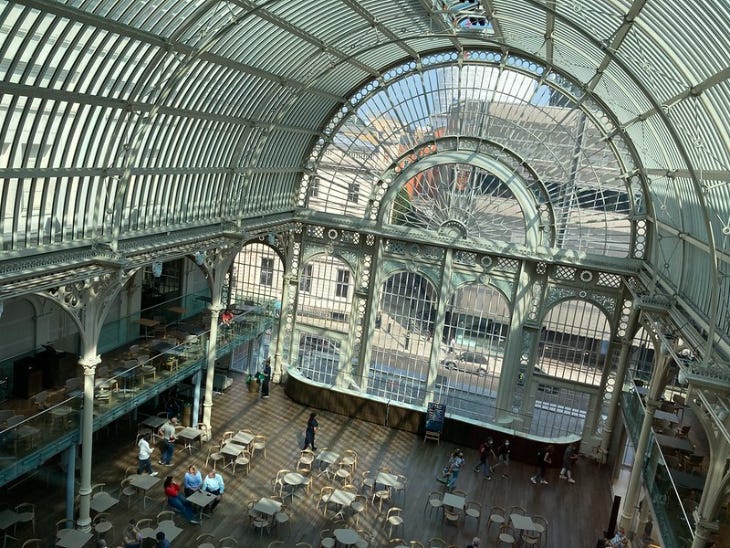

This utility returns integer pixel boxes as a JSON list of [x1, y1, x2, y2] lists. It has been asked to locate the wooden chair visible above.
[[385, 507, 404, 539], [319, 528, 336, 548], [317, 486, 335, 516], [427, 538, 447, 548], [487, 505, 507, 534], [372, 485, 391, 514], [195, 533, 218, 547], [92, 512, 114, 539], [20, 540, 42, 548], [464, 499, 481, 530], [297, 449, 316, 473], [220, 538, 238, 548], [233, 449, 252, 476], [205, 444, 226, 470], [14, 502, 35, 534], [424, 490, 443, 518], [252, 434, 267, 459], [351, 493, 368, 527], [496, 525, 517, 547], [360, 470, 376, 494], [532, 514, 548, 545], [443, 505, 461, 528], [120, 478, 137, 507]]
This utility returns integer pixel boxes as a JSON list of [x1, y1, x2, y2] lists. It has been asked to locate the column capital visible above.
[[208, 303, 224, 314], [79, 355, 101, 375]]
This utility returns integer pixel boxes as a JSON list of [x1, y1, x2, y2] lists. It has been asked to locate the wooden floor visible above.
[[0, 373, 614, 547]]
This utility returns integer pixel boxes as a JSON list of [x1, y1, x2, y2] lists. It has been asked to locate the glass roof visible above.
[[0, 0, 728, 344]]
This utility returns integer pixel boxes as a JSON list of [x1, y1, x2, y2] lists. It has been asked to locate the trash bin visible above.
[[182, 402, 192, 426]]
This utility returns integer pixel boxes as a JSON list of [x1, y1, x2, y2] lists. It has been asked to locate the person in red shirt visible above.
[[163, 476, 198, 523]]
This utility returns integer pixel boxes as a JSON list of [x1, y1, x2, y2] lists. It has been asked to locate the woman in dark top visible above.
[[303, 412, 318, 450], [261, 358, 272, 398]]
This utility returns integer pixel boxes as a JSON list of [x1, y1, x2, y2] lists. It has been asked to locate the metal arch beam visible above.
[[340, 0, 421, 60], [376, 150, 543, 248]]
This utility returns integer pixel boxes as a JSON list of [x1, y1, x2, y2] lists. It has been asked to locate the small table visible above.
[[137, 318, 160, 338], [90, 491, 119, 513], [142, 415, 167, 429], [283, 472, 308, 500], [0, 509, 20, 548], [252, 497, 282, 516], [56, 528, 93, 547], [220, 442, 246, 468], [442, 492, 466, 510], [128, 474, 161, 508], [177, 427, 203, 454], [329, 489, 356, 510], [375, 471, 400, 489], [655, 433, 694, 453], [316, 450, 340, 477], [50, 406, 75, 430], [232, 430, 255, 447], [187, 490, 217, 521], [654, 409, 680, 424], [510, 513, 538, 531], [334, 528, 363, 547]]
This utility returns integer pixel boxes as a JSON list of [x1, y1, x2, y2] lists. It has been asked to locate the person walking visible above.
[[493, 439, 511, 478], [466, 537, 480, 548], [530, 444, 554, 485], [155, 531, 171, 548], [473, 438, 495, 480], [261, 357, 272, 398], [559, 443, 579, 483], [202, 469, 225, 511], [163, 476, 199, 524], [183, 465, 202, 496], [136, 433, 158, 476], [158, 416, 178, 466], [446, 448, 465, 491], [303, 412, 319, 450]]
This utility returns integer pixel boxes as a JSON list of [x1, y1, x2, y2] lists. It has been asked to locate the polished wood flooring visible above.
[[0, 374, 614, 547]]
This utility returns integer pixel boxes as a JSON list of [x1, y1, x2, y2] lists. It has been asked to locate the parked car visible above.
[[441, 351, 489, 376]]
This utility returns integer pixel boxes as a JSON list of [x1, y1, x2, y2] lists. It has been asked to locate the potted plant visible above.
[[246, 372, 261, 393]]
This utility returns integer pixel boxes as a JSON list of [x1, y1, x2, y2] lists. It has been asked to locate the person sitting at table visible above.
[[163, 475, 199, 524], [122, 518, 143, 548], [155, 531, 171, 548], [202, 469, 225, 511], [220, 308, 234, 327], [184, 465, 202, 497], [597, 526, 628, 547]]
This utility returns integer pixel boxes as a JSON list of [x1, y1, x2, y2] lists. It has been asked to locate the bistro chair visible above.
[[385, 507, 405, 539], [297, 449, 316, 473], [21, 541, 42, 548], [319, 528, 336, 548], [487, 505, 507, 535], [464, 499, 482, 531], [351, 493, 368, 527], [424, 491, 444, 519], [496, 524, 517, 547], [219, 538, 238, 548], [195, 533, 218, 548], [92, 513, 114, 540], [205, 443, 226, 470], [233, 449, 252, 476], [14, 502, 35, 535], [252, 434, 268, 459]]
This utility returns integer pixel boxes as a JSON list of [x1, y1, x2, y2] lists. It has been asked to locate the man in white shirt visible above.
[[137, 433, 158, 476], [202, 470, 225, 510]]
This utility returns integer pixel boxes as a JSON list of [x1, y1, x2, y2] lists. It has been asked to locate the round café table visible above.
[[334, 528, 363, 547]]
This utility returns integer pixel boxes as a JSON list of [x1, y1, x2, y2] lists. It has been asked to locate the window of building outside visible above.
[[335, 269, 349, 298], [299, 264, 313, 293], [347, 183, 359, 203], [309, 177, 320, 198], [260, 257, 274, 286]]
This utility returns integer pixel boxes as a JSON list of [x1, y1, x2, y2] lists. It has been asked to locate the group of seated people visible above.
[[163, 465, 225, 524], [596, 527, 630, 547]]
